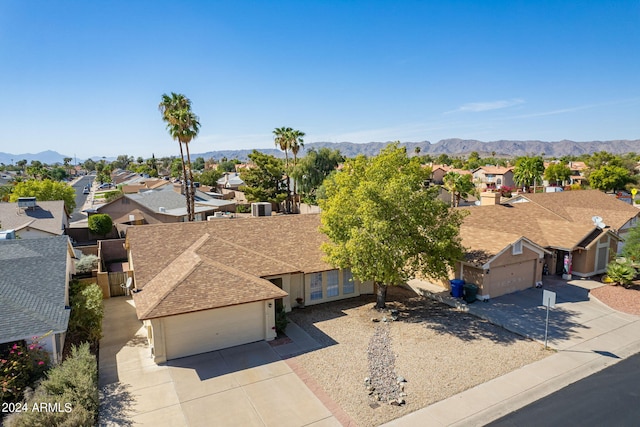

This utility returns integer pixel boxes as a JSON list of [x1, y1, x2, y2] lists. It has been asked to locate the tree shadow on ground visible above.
[[99, 382, 134, 426], [388, 286, 532, 344]]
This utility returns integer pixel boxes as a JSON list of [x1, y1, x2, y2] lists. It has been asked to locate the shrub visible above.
[[0, 337, 49, 405], [236, 204, 250, 213], [74, 255, 99, 275], [87, 213, 113, 237], [68, 281, 104, 345], [275, 308, 289, 334], [606, 259, 637, 287], [5, 343, 98, 427]]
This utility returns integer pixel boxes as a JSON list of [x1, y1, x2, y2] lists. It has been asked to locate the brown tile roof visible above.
[[127, 214, 329, 319], [473, 166, 514, 174]]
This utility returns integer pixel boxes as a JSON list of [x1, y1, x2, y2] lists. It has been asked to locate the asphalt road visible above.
[[70, 175, 95, 222], [487, 352, 640, 427]]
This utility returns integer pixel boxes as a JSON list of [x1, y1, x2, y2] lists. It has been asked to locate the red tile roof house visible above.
[[125, 214, 374, 363], [438, 190, 639, 299]]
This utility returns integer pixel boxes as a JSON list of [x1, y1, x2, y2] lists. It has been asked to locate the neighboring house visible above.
[[217, 172, 245, 190], [472, 166, 515, 190], [441, 189, 639, 299], [429, 164, 472, 185], [0, 199, 69, 239], [567, 161, 588, 186], [90, 185, 235, 226], [126, 214, 373, 363], [0, 236, 74, 363]]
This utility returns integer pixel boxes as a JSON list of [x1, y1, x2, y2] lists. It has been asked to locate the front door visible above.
[[268, 278, 283, 313]]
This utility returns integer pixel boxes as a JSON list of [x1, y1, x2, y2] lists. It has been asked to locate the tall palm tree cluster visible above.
[[159, 93, 200, 221], [273, 126, 305, 213]]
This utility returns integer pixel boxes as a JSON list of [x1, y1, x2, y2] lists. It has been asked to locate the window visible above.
[[327, 270, 339, 297], [343, 269, 354, 294], [310, 272, 323, 300], [513, 240, 523, 255]]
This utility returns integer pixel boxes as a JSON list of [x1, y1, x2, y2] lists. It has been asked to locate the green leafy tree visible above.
[[544, 162, 572, 186], [49, 166, 68, 182], [622, 225, 640, 263], [320, 143, 466, 309], [195, 169, 223, 187], [192, 156, 205, 171], [217, 160, 238, 173], [589, 165, 633, 192], [10, 179, 76, 211], [159, 92, 201, 221], [83, 158, 96, 172], [112, 155, 133, 170], [240, 151, 287, 207], [513, 156, 545, 191], [442, 171, 476, 207], [291, 147, 343, 204], [88, 214, 113, 237]]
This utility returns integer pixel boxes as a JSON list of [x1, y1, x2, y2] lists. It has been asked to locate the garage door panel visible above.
[[489, 260, 535, 298], [164, 302, 265, 360]]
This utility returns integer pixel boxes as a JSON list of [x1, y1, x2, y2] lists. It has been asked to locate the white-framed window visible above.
[[327, 270, 339, 297], [343, 269, 354, 294], [513, 240, 523, 255], [310, 272, 323, 300]]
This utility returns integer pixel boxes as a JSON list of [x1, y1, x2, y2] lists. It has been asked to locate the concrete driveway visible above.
[[99, 297, 341, 426]]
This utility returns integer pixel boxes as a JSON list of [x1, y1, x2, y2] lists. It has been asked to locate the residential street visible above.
[[70, 174, 94, 222], [487, 351, 640, 427]]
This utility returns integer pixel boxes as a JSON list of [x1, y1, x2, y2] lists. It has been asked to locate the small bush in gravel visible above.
[[5, 343, 98, 427], [0, 337, 49, 405]]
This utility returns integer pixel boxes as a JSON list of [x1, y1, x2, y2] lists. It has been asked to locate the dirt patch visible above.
[[591, 283, 640, 316], [288, 286, 550, 427]]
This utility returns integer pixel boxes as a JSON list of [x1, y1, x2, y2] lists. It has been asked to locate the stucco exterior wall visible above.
[[303, 269, 373, 306]]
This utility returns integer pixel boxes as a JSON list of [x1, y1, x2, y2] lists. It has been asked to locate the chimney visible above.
[[481, 191, 501, 206]]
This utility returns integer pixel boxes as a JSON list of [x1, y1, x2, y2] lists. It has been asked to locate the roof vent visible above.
[[159, 207, 166, 213]]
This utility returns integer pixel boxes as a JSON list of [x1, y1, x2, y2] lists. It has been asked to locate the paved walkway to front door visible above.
[[99, 297, 341, 426]]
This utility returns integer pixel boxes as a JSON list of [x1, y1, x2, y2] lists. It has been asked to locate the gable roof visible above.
[[0, 236, 71, 343], [509, 189, 639, 232], [473, 166, 514, 175], [0, 200, 68, 236], [127, 214, 330, 319], [459, 189, 638, 264]]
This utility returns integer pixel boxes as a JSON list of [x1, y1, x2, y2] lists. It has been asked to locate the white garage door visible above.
[[163, 301, 265, 360]]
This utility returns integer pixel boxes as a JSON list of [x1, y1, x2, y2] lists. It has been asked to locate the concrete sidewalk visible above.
[[382, 278, 640, 426]]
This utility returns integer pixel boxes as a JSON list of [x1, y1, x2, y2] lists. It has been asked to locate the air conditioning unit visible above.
[[0, 229, 16, 240], [214, 211, 224, 218], [251, 202, 271, 217], [17, 197, 37, 208], [158, 207, 166, 213]]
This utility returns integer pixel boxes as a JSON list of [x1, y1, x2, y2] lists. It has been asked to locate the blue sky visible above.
[[0, 1, 639, 159]]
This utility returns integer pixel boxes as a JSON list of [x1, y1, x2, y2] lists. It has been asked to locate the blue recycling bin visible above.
[[450, 279, 464, 298]]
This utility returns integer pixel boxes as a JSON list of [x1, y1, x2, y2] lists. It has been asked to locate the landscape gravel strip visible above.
[[288, 286, 549, 427]]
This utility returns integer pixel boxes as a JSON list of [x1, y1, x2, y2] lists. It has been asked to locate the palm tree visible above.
[[443, 172, 476, 207], [159, 93, 200, 221], [513, 156, 544, 193], [273, 127, 293, 212], [289, 129, 305, 213]]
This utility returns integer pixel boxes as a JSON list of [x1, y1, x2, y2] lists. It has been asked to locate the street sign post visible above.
[[543, 290, 556, 349]]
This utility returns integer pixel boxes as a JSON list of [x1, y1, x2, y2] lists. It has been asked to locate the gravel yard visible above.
[[288, 286, 550, 427], [591, 282, 640, 316]]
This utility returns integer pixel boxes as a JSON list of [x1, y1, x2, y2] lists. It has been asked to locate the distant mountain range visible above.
[[1, 139, 638, 165], [194, 139, 640, 161]]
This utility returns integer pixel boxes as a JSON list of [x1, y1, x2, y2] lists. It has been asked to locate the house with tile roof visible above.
[[125, 214, 373, 363], [0, 236, 74, 363], [0, 199, 69, 239], [472, 165, 515, 190], [445, 189, 639, 299]]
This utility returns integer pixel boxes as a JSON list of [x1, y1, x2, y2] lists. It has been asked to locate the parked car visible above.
[[98, 183, 113, 190], [83, 188, 90, 194]]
